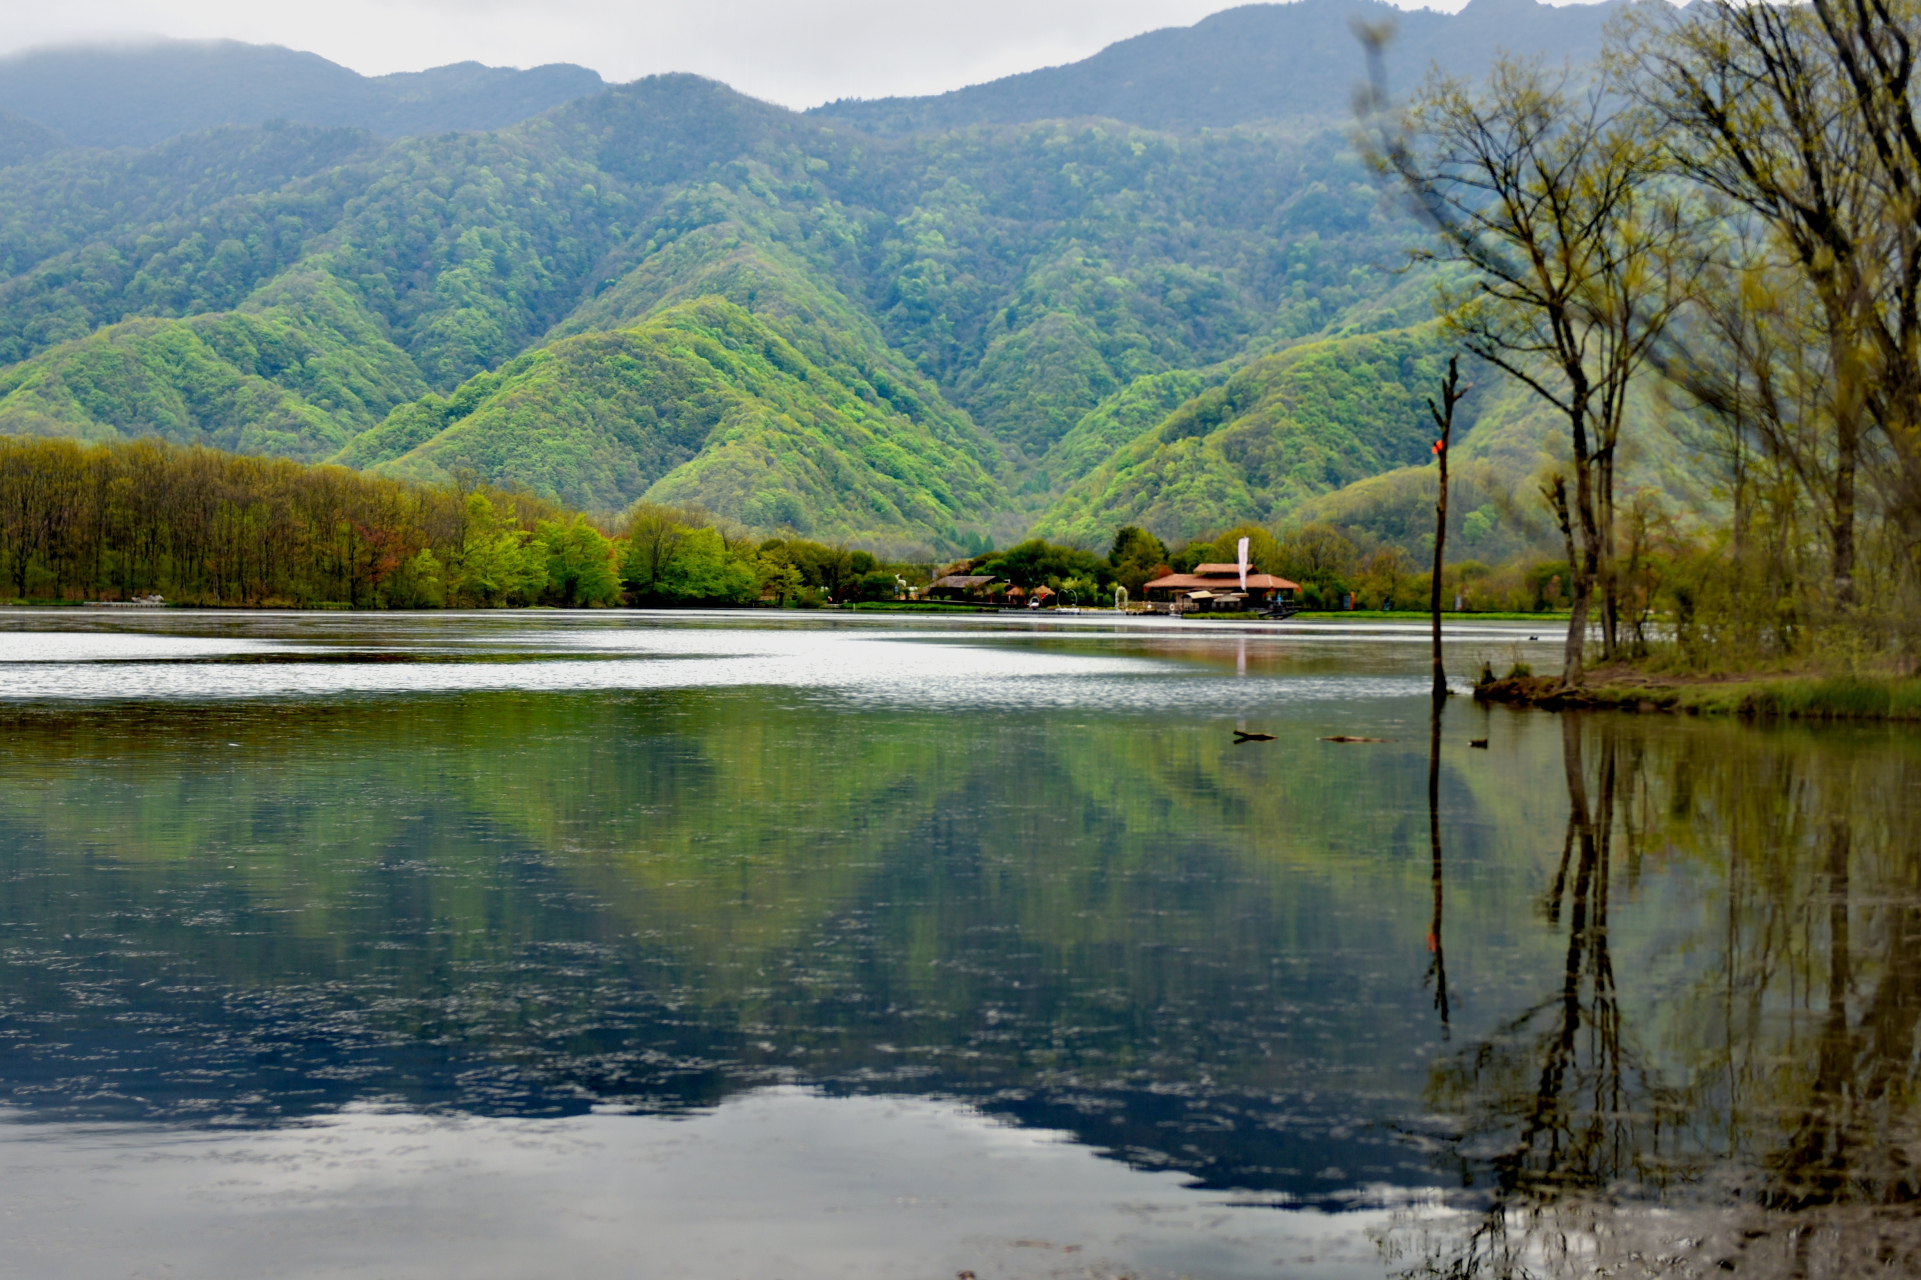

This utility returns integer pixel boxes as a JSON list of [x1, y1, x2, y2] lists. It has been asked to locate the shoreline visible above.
[[1475, 668, 1921, 721]]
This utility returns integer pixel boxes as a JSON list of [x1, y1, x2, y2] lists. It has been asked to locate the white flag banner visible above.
[[1236, 536, 1249, 592]]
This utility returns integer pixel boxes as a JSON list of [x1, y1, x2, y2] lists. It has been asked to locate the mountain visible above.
[[0, 267, 427, 459], [0, 9, 1647, 556], [0, 111, 63, 168], [0, 40, 604, 150], [809, 0, 1624, 135], [1034, 324, 1466, 544], [343, 297, 1005, 547]]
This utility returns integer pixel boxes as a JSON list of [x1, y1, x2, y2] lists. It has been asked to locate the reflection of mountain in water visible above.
[[1, 688, 1918, 1235]]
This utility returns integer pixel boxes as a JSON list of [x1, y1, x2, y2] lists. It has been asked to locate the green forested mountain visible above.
[[0, 41, 603, 149], [0, 268, 426, 457], [344, 297, 1003, 547], [0, 8, 1626, 556], [1033, 325, 1455, 544]]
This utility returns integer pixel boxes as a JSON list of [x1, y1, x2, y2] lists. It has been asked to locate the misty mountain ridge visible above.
[[1, 0, 1622, 155], [0, 40, 604, 150], [810, 0, 1625, 134]]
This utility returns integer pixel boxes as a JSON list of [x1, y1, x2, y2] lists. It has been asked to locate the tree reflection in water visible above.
[[1428, 702, 1452, 1037], [1387, 714, 1921, 1279]]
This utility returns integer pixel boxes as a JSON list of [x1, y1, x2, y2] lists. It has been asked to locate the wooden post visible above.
[[1428, 356, 1469, 704]]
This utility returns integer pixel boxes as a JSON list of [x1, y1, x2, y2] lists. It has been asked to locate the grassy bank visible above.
[[1475, 670, 1921, 721]]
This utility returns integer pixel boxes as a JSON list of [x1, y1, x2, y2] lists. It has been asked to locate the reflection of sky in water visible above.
[[0, 622, 1443, 707], [1, 611, 1873, 1279], [0, 631, 310, 662], [0, 1089, 1400, 1280]]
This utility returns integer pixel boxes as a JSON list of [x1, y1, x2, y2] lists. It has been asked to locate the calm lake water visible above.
[[0, 609, 1914, 1279]]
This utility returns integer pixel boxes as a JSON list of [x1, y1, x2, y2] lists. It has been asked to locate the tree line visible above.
[[0, 436, 960, 609], [0, 429, 1601, 617], [1357, 0, 1921, 681]]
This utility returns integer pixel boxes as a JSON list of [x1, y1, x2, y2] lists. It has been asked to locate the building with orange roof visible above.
[[1142, 563, 1300, 613]]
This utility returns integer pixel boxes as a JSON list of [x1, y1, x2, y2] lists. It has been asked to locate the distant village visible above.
[[922, 562, 1301, 616]]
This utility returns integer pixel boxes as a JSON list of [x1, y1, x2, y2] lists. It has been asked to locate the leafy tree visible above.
[[979, 539, 1109, 589], [384, 547, 445, 608], [536, 515, 620, 607], [1277, 523, 1359, 606], [1107, 525, 1167, 595], [621, 503, 697, 599], [1353, 546, 1416, 610], [756, 554, 805, 604], [646, 526, 755, 604], [853, 569, 901, 601], [452, 492, 544, 606]]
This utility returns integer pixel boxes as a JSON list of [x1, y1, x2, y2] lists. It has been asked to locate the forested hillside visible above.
[[0, 2, 1625, 557]]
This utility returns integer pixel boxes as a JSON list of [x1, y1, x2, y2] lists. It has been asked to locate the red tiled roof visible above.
[[1144, 571, 1300, 591]]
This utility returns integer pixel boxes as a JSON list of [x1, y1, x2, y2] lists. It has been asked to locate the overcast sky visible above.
[[0, 0, 1523, 110]]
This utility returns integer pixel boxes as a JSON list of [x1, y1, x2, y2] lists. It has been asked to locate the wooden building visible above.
[[1142, 563, 1299, 612]]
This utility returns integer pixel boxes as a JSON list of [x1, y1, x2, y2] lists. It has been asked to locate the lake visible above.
[[0, 609, 1913, 1279]]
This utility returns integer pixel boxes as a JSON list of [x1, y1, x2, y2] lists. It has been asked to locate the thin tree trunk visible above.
[[1834, 413, 1858, 608], [1428, 357, 1464, 703], [1546, 475, 1583, 685]]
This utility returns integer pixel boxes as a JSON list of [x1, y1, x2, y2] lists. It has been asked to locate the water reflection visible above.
[[1427, 703, 1451, 1038], [0, 685, 1490, 1201], [0, 1089, 1399, 1280], [0, 614, 1918, 1276], [1396, 714, 1921, 1277]]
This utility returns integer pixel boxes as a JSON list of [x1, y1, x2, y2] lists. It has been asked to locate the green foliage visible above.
[[1108, 524, 1168, 596], [0, 268, 429, 460], [1035, 369, 1212, 496], [0, 110, 64, 169], [975, 538, 1109, 589], [449, 493, 547, 606], [761, 539, 839, 595], [1275, 523, 1359, 607], [0, 75, 1448, 543], [0, 435, 596, 608], [0, 131, 376, 366], [1034, 326, 1453, 545], [536, 515, 621, 606], [0, 70, 1654, 563], [384, 547, 445, 609], [350, 296, 1004, 553], [1173, 524, 1283, 575], [652, 526, 758, 604], [853, 569, 901, 600]]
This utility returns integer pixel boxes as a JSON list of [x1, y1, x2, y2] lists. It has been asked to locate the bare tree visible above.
[[1428, 354, 1470, 702], [1357, 41, 1685, 684], [1626, 0, 1921, 612]]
